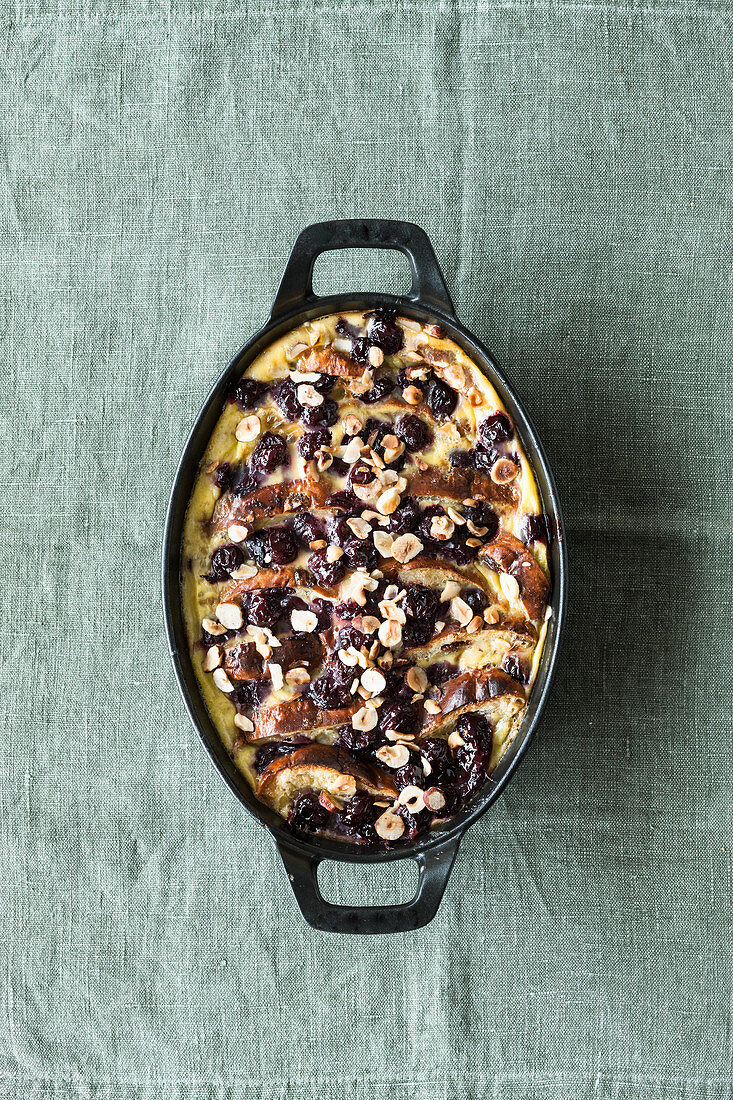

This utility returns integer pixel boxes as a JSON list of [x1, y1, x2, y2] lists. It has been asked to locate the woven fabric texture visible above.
[[1, 2, 731, 1098]]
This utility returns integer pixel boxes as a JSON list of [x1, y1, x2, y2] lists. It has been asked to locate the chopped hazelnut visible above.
[[449, 596, 474, 628], [290, 609, 318, 633], [397, 785, 425, 813], [212, 667, 234, 693], [423, 786, 447, 812], [500, 573, 521, 602], [202, 645, 222, 672], [297, 383, 324, 407], [235, 415, 261, 443], [352, 704, 378, 732], [424, 699, 441, 715], [215, 602, 243, 630], [491, 458, 519, 484], [233, 712, 254, 733], [403, 384, 423, 405], [406, 666, 428, 693], [390, 533, 423, 564], [375, 743, 411, 769], [361, 667, 387, 695], [285, 666, 311, 685], [347, 516, 372, 540], [375, 809, 405, 840], [378, 619, 402, 648]]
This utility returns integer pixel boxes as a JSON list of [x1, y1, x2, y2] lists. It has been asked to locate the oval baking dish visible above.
[[162, 219, 567, 933]]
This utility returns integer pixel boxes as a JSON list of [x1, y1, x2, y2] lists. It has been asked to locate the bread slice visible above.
[[256, 743, 397, 814], [480, 533, 550, 621]]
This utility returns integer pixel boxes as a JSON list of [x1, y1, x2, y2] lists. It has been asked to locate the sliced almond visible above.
[[390, 533, 423, 564], [215, 602, 243, 630], [227, 523, 249, 543], [375, 809, 405, 840], [375, 743, 410, 769], [202, 645, 222, 672], [212, 667, 234, 693], [235, 415, 261, 443], [403, 384, 423, 405], [352, 704, 378, 732], [500, 573, 521, 602], [233, 712, 254, 733], [291, 609, 318, 633], [406, 666, 428, 693], [269, 663, 284, 690], [297, 383, 324, 408], [361, 667, 387, 695]]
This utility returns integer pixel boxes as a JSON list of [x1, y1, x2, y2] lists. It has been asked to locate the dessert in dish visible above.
[[182, 308, 551, 845]]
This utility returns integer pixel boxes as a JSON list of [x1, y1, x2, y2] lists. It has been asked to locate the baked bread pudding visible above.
[[182, 309, 551, 845]]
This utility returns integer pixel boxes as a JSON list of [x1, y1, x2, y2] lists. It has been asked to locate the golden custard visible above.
[[182, 309, 551, 844]]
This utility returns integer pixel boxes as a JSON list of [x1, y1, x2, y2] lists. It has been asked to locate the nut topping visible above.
[[347, 516, 372, 540], [390, 533, 423, 564], [291, 609, 318, 633], [376, 487, 402, 515], [352, 704, 378, 732], [215, 602, 243, 630], [430, 514, 455, 541], [373, 530, 395, 558], [202, 617, 227, 636], [423, 699, 441, 715], [212, 667, 234, 693], [235, 415, 261, 443], [285, 666, 311, 685], [449, 596, 474, 628], [423, 786, 447, 812], [361, 667, 387, 695], [202, 646, 222, 672], [269, 663, 284, 690], [343, 414, 363, 435], [406, 666, 428, 693], [378, 619, 402, 648], [297, 383, 324, 407], [233, 712, 254, 733], [403, 384, 423, 405], [491, 458, 519, 484], [227, 523, 249, 543], [375, 743, 410, 769], [397, 785, 425, 813], [375, 809, 405, 840], [500, 573, 521, 602]]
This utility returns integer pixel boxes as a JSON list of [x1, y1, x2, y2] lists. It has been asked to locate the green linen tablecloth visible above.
[[1, 1, 731, 1097]]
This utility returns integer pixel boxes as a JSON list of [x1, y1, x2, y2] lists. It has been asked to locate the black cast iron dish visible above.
[[163, 220, 567, 934]]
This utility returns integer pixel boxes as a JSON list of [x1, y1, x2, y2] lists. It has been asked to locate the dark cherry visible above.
[[272, 378, 300, 420], [230, 465, 258, 497], [231, 377, 269, 409], [419, 738, 456, 785], [301, 398, 338, 428], [359, 376, 394, 404], [387, 496, 420, 535], [342, 535, 379, 572], [245, 530, 270, 567], [449, 449, 474, 469], [265, 526, 298, 565], [275, 588, 307, 620], [288, 791, 329, 831], [426, 661, 453, 686], [333, 599, 360, 620], [247, 592, 279, 628], [465, 502, 499, 542], [334, 792, 378, 843], [462, 587, 489, 615], [479, 411, 513, 448], [310, 597, 332, 631], [335, 725, 376, 753], [308, 548, 346, 588], [393, 762, 424, 791], [402, 583, 439, 621], [335, 317, 360, 339], [230, 680, 268, 710], [402, 619, 434, 649], [329, 456, 349, 478], [335, 625, 369, 651], [395, 414, 432, 452], [348, 461, 375, 486], [349, 336, 372, 364], [379, 701, 419, 737], [205, 543, 243, 583], [502, 653, 530, 684], [520, 513, 551, 545], [311, 372, 336, 395], [309, 657, 355, 709], [365, 308, 403, 355], [427, 378, 457, 420], [253, 741, 301, 774], [298, 427, 331, 461], [453, 713, 493, 798], [213, 462, 233, 490], [326, 488, 359, 511], [394, 803, 431, 841], [292, 513, 325, 548], [250, 431, 288, 476]]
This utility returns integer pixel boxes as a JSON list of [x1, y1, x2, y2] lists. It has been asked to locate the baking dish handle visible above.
[[269, 219, 455, 321], [277, 833, 461, 934]]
